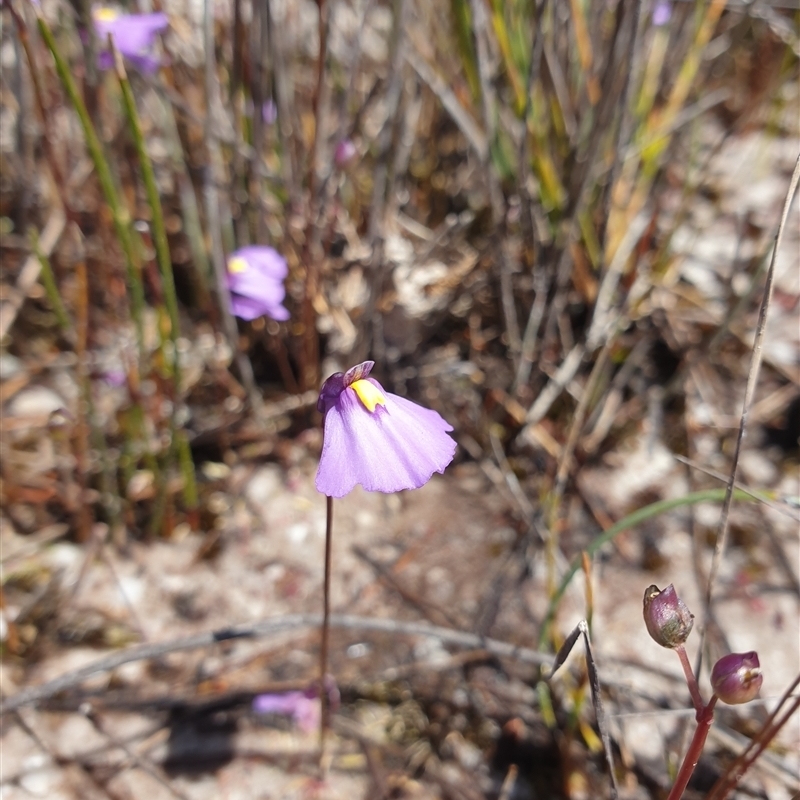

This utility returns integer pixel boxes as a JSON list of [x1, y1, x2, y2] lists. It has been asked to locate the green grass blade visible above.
[[30, 229, 71, 332], [35, 11, 146, 360], [112, 43, 198, 516], [538, 488, 755, 648]]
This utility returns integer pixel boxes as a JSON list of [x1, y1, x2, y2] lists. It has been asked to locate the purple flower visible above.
[[252, 690, 319, 734], [652, 2, 671, 26], [334, 138, 357, 169], [100, 368, 127, 387], [315, 361, 457, 498], [226, 246, 290, 322], [93, 8, 169, 74], [711, 651, 763, 705], [262, 99, 277, 125]]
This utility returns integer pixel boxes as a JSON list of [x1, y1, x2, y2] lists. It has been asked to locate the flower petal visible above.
[[252, 690, 320, 734], [315, 381, 456, 498], [229, 291, 289, 321], [229, 246, 288, 280], [94, 12, 168, 72], [227, 262, 286, 303], [96, 12, 169, 49]]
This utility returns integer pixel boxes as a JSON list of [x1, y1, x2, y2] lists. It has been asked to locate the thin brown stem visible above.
[[701, 152, 800, 635], [319, 494, 334, 756], [2, 613, 555, 715]]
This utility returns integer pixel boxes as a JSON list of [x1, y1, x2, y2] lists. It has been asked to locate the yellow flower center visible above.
[[351, 379, 386, 413], [94, 7, 120, 22], [228, 256, 249, 274]]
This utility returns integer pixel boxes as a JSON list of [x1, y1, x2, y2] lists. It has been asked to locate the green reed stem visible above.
[[176, 430, 198, 512], [36, 12, 145, 360], [113, 43, 198, 515], [112, 45, 179, 380], [30, 229, 70, 332], [156, 85, 212, 306]]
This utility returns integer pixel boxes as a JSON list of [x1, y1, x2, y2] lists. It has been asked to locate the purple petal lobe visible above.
[[229, 246, 288, 280], [318, 371, 346, 414], [229, 292, 289, 321], [94, 11, 168, 73], [343, 360, 374, 387], [252, 690, 320, 733]]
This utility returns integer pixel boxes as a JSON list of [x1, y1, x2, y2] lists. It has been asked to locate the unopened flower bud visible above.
[[334, 138, 357, 169], [711, 651, 762, 705], [643, 584, 694, 648]]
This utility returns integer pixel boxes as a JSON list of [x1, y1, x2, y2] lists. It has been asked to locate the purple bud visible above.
[[334, 138, 357, 169], [711, 651, 763, 705], [643, 584, 694, 649]]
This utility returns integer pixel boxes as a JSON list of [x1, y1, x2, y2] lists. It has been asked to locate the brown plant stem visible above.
[[667, 695, 718, 800], [72, 226, 94, 543], [319, 494, 334, 755], [2, 613, 555, 715]]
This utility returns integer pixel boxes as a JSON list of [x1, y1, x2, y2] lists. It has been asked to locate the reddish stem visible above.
[[319, 495, 333, 755], [676, 644, 704, 719], [667, 695, 718, 800]]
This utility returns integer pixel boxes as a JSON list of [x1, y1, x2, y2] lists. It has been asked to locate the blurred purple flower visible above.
[[262, 99, 277, 125], [253, 690, 319, 734], [226, 246, 290, 322], [101, 368, 127, 387], [315, 361, 457, 498], [93, 8, 169, 74], [334, 138, 357, 169], [652, 2, 671, 26]]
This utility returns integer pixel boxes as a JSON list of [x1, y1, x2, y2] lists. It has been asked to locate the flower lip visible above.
[[315, 360, 457, 497]]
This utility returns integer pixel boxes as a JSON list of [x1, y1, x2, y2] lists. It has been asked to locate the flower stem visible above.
[[319, 495, 334, 755], [676, 644, 704, 718], [667, 695, 717, 800]]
